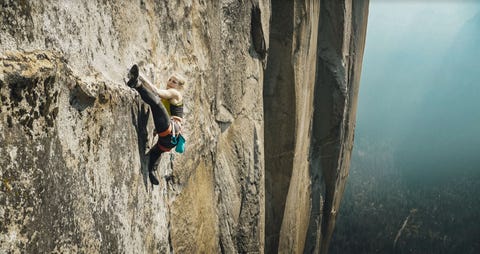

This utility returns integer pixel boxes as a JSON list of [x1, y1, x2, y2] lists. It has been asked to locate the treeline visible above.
[[330, 140, 480, 254]]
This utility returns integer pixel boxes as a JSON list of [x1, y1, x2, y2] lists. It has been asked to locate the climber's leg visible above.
[[135, 85, 171, 133], [147, 145, 162, 185], [126, 64, 170, 133], [148, 146, 162, 172], [126, 64, 167, 186]]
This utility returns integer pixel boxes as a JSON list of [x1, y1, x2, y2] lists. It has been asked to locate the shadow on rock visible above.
[[131, 102, 151, 190]]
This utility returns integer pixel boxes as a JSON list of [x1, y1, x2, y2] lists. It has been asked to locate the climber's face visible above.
[[167, 77, 182, 89]]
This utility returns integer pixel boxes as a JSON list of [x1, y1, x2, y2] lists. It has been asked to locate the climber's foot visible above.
[[127, 64, 139, 88], [149, 171, 159, 185], [165, 173, 175, 184]]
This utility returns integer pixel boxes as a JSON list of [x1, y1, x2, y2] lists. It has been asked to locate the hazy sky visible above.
[[332, 3, 480, 252], [355, 1, 480, 174]]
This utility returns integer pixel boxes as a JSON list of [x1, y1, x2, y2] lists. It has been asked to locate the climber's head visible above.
[[167, 73, 186, 92]]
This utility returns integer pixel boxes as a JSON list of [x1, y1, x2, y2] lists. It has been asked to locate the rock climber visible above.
[[126, 64, 186, 185]]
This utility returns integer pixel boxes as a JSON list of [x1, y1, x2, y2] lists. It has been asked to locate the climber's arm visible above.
[[155, 88, 179, 100], [138, 73, 181, 101]]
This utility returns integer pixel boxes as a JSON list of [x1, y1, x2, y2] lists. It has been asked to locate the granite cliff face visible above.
[[265, 1, 369, 253], [0, 0, 368, 253]]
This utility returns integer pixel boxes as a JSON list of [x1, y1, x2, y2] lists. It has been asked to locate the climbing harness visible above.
[[157, 123, 174, 152], [156, 120, 186, 153]]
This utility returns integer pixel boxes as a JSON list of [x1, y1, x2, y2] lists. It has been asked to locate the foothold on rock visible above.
[[216, 105, 234, 132], [69, 82, 96, 111]]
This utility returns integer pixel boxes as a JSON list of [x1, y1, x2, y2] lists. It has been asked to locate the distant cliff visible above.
[[0, 1, 368, 253]]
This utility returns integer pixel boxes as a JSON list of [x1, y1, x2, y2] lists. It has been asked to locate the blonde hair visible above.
[[170, 73, 186, 88]]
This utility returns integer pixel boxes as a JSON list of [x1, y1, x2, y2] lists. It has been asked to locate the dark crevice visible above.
[[263, 1, 295, 253], [250, 3, 266, 60], [308, 1, 370, 253], [219, 237, 226, 254], [69, 82, 96, 111], [309, 0, 346, 251], [130, 102, 150, 189]]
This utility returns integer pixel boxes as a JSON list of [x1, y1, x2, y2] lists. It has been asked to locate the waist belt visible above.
[[157, 123, 181, 152], [158, 124, 172, 137]]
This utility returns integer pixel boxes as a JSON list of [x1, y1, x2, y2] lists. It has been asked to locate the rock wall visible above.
[[264, 1, 319, 253], [1, 1, 268, 253], [1, 0, 368, 253], [264, 0, 369, 253]]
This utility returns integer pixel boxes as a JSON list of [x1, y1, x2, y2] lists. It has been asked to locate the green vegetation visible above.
[[331, 138, 480, 254]]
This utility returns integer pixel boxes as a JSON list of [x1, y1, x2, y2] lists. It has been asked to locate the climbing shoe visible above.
[[149, 171, 160, 185], [164, 173, 175, 184], [127, 64, 139, 88]]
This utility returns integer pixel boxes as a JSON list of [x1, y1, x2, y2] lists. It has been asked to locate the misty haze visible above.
[[331, 1, 480, 254]]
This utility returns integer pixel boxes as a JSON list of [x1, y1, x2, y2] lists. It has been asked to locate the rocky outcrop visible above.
[[0, 51, 164, 253], [264, 0, 369, 253], [1, 0, 368, 253]]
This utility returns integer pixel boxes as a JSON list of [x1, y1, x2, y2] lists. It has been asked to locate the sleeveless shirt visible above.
[[162, 99, 184, 118]]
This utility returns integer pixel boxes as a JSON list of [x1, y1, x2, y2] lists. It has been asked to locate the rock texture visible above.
[[264, 0, 369, 253], [1, 0, 368, 253]]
